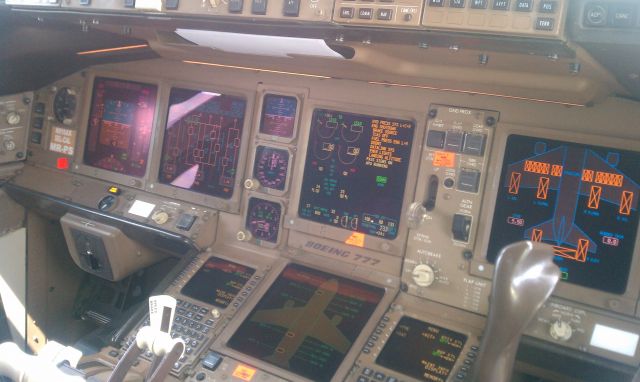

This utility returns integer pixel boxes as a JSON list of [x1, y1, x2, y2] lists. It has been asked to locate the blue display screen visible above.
[[298, 109, 415, 240], [260, 94, 297, 138], [488, 135, 640, 294]]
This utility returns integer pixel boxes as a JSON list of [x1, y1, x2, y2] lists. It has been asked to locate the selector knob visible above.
[[3, 140, 16, 151], [549, 320, 573, 342], [236, 230, 253, 242], [151, 210, 170, 225], [412, 264, 436, 287], [6, 112, 21, 126]]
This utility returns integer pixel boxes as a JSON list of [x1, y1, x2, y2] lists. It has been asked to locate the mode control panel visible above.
[[333, 0, 424, 27], [0, 92, 32, 165], [403, 105, 498, 315], [422, 0, 568, 37]]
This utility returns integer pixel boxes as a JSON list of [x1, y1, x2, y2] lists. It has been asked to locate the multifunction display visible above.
[[159, 88, 246, 198], [181, 257, 255, 308], [488, 135, 640, 294], [376, 317, 467, 382], [228, 263, 384, 382], [299, 109, 415, 240], [259, 94, 297, 138], [84, 77, 157, 177]]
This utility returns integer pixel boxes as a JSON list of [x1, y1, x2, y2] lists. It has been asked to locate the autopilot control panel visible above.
[[7, 58, 640, 382]]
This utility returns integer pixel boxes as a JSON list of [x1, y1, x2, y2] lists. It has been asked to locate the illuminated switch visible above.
[[251, 0, 267, 15], [450, 0, 465, 8], [202, 352, 223, 371], [609, 4, 637, 28], [462, 133, 486, 156], [457, 168, 481, 193], [30, 131, 42, 144], [34, 102, 45, 114], [539, 0, 556, 13], [32, 117, 43, 129], [429, 0, 444, 6], [470, 0, 487, 9], [228, 0, 243, 12], [79, 0, 90, 5], [358, 8, 373, 19], [492, 0, 509, 10], [123, 0, 135, 7], [165, 0, 179, 9], [515, 0, 532, 12], [283, 0, 300, 16], [426, 130, 446, 148], [444, 130, 464, 152], [340, 7, 354, 18], [452, 214, 472, 242], [377, 8, 393, 20], [176, 214, 197, 231]]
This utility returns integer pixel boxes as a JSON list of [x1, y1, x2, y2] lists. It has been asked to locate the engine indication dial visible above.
[[253, 146, 290, 191], [53, 87, 77, 125], [245, 197, 282, 244]]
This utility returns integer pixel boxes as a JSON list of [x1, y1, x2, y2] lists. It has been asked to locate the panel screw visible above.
[[428, 109, 437, 118], [486, 116, 496, 126], [16, 152, 24, 159], [463, 250, 473, 260], [478, 53, 489, 65], [400, 282, 408, 292]]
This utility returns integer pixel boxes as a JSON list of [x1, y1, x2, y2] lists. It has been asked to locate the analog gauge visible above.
[[53, 87, 77, 125], [245, 197, 282, 243], [253, 146, 289, 191]]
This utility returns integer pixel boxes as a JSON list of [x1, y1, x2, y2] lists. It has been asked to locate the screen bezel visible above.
[[146, 81, 254, 213], [213, 258, 396, 382], [285, 99, 423, 258], [472, 124, 640, 315], [73, 72, 162, 189]]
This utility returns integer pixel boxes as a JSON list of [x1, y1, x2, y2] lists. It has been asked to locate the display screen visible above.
[[376, 317, 467, 382], [158, 87, 247, 198], [259, 94, 297, 138], [181, 257, 255, 308], [253, 145, 289, 191], [488, 135, 640, 294], [246, 197, 282, 243], [84, 77, 158, 177], [228, 263, 384, 382], [298, 109, 415, 240]]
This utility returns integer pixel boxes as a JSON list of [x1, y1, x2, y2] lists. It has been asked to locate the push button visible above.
[[584, 4, 607, 27], [283, 0, 300, 16], [492, 0, 509, 10], [165, 0, 179, 9], [358, 8, 373, 19], [32, 117, 43, 129], [377, 8, 393, 20], [429, 0, 445, 6], [470, 0, 487, 9], [340, 7, 354, 18], [426, 130, 446, 149], [452, 214, 472, 242], [176, 214, 197, 231], [228, 0, 243, 12], [462, 133, 486, 156], [457, 168, 481, 193], [123, 0, 135, 8], [251, 0, 267, 14], [34, 102, 45, 114], [444, 130, 464, 152], [535, 17, 555, 30], [202, 352, 223, 371], [450, 0, 465, 8], [539, 0, 556, 13], [31, 131, 42, 144], [609, 3, 637, 28], [515, 0, 532, 12]]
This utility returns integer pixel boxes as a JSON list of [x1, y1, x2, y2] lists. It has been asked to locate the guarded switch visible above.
[[202, 351, 223, 371], [176, 214, 197, 231], [457, 168, 481, 193], [426, 130, 446, 149], [462, 133, 486, 156], [444, 130, 464, 152], [452, 214, 472, 242]]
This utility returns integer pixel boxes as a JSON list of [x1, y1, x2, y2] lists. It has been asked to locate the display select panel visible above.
[[158, 87, 247, 199], [376, 316, 467, 382], [228, 263, 384, 382], [83, 77, 158, 177], [181, 257, 255, 308], [488, 135, 640, 294], [298, 109, 415, 240]]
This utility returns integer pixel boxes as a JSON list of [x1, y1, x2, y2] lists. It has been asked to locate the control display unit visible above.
[[158, 87, 247, 198], [253, 145, 290, 191], [84, 77, 158, 176], [259, 94, 298, 138], [181, 257, 255, 308], [376, 316, 467, 382], [245, 197, 282, 243], [488, 135, 640, 294], [298, 109, 415, 239], [228, 263, 385, 382]]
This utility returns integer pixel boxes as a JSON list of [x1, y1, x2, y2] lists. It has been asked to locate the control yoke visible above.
[[472, 241, 560, 382]]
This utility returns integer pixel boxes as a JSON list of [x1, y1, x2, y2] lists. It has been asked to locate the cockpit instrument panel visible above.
[[158, 87, 247, 198], [259, 94, 298, 139], [245, 197, 283, 244], [227, 263, 385, 382], [253, 145, 290, 191], [488, 135, 640, 294], [298, 109, 415, 240], [376, 316, 467, 382], [83, 77, 158, 177]]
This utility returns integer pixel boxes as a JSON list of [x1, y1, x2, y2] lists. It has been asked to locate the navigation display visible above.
[[376, 317, 467, 382], [158, 88, 247, 198], [259, 94, 297, 138], [488, 135, 640, 294], [181, 257, 255, 308], [228, 263, 384, 382], [84, 77, 157, 177], [298, 109, 415, 240]]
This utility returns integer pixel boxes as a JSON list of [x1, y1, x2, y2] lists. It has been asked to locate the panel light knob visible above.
[[6, 112, 20, 126], [549, 320, 573, 342]]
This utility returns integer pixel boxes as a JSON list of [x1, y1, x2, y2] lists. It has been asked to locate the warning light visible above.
[[345, 232, 365, 247], [108, 186, 122, 195], [432, 151, 456, 168], [232, 365, 257, 381], [56, 157, 69, 170]]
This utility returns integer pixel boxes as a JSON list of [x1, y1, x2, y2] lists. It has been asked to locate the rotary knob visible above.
[[6, 112, 21, 126], [412, 264, 436, 287], [243, 178, 260, 191], [151, 210, 170, 225], [236, 230, 252, 242], [3, 140, 16, 151], [549, 320, 573, 341]]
